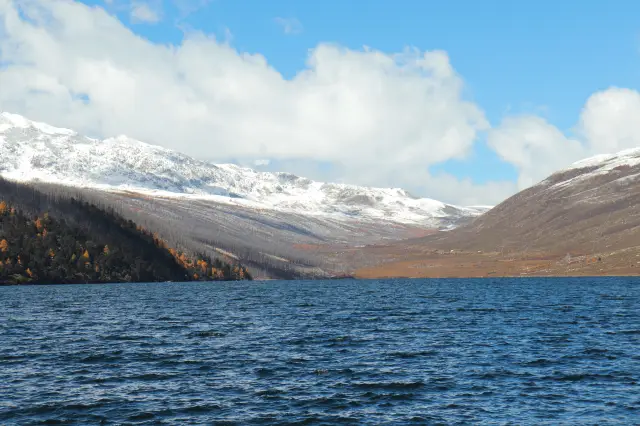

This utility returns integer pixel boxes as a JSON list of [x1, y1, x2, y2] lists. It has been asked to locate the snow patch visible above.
[[0, 112, 489, 227]]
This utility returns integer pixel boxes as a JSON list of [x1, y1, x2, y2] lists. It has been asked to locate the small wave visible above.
[[351, 380, 424, 391], [255, 367, 287, 377], [126, 372, 178, 381], [188, 330, 226, 338], [287, 357, 310, 364], [473, 369, 531, 380], [255, 388, 285, 397], [544, 372, 619, 382], [78, 353, 122, 363], [182, 403, 223, 413], [521, 358, 556, 367], [600, 294, 628, 300], [101, 334, 147, 341], [387, 350, 437, 359], [62, 402, 106, 410], [583, 348, 609, 354], [128, 412, 155, 420], [362, 391, 418, 401], [0, 354, 26, 361], [455, 307, 497, 313]]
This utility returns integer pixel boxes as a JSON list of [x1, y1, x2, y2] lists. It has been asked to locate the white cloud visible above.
[[274, 17, 302, 35], [0, 0, 493, 205], [578, 87, 640, 154], [5, 1, 637, 206], [488, 115, 584, 189], [489, 87, 640, 191], [130, 2, 161, 23], [172, 0, 212, 17]]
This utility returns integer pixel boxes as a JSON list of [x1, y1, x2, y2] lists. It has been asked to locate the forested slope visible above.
[[0, 178, 251, 284]]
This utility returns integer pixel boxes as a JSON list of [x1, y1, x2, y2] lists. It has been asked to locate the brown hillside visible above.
[[355, 151, 640, 278]]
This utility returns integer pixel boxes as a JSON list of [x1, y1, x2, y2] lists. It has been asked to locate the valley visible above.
[[0, 112, 485, 279], [3, 111, 640, 280], [357, 147, 640, 278]]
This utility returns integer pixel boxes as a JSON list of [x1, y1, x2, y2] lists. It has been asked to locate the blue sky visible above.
[[83, 0, 640, 185], [3, 0, 640, 204]]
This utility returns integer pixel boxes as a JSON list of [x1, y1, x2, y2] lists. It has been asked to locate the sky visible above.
[[1, 0, 640, 206]]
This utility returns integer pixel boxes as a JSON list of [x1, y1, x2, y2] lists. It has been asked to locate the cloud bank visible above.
[[1, 0, 639, 206]]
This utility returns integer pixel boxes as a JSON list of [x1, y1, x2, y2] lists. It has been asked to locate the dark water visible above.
[[1, 278, 639, 425]]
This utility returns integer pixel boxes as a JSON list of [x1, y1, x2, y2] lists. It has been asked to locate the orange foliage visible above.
[[26, 268, 34, 278], [0, 201, 7, 214], [0, 239, 8, 253]]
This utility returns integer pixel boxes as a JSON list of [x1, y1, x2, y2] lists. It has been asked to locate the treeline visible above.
[[44, 187, 331, 280], [0, 178, 251, 284]]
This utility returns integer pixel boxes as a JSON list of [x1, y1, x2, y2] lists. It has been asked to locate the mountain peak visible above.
[[0, 112, 489, 226], [0, 112, 76, 136]]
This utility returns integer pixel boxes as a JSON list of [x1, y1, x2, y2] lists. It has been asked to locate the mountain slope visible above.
[[0, 112, 487, 228], [356, 147, 640, 277], [0, 177, 251, 284]]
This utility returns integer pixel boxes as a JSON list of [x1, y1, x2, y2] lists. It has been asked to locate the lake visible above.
[[1, 278, 639, 424]]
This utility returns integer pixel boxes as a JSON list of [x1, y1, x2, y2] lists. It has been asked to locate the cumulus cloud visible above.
[[130, 2, 161, 23], [4, 1, 636, 205], [274, 17, 302, 35], [578, 87, 640, 153], [487, 115, 584, 189], [488, 87, 640, 191], [0, 0, 497, 204]]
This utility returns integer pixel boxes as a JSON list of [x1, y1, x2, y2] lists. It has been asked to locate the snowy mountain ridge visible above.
[[539, 146, 640, 190], [0, 112, 489, 226]]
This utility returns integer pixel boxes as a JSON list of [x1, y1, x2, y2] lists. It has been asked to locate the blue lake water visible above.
[[1, 278, 639, 425]]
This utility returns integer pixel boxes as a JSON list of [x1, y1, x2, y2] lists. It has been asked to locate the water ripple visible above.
[[1, 277, 639, 424]]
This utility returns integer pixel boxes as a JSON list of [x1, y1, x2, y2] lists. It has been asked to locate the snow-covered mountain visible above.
[[0, 112, 489, 227], [538, 147, 640, 190]]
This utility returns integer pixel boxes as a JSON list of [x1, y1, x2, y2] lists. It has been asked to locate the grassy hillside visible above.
[[0, 178, 251, 284]]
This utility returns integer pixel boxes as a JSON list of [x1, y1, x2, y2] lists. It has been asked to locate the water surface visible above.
[[1, 278, 639, 424]]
